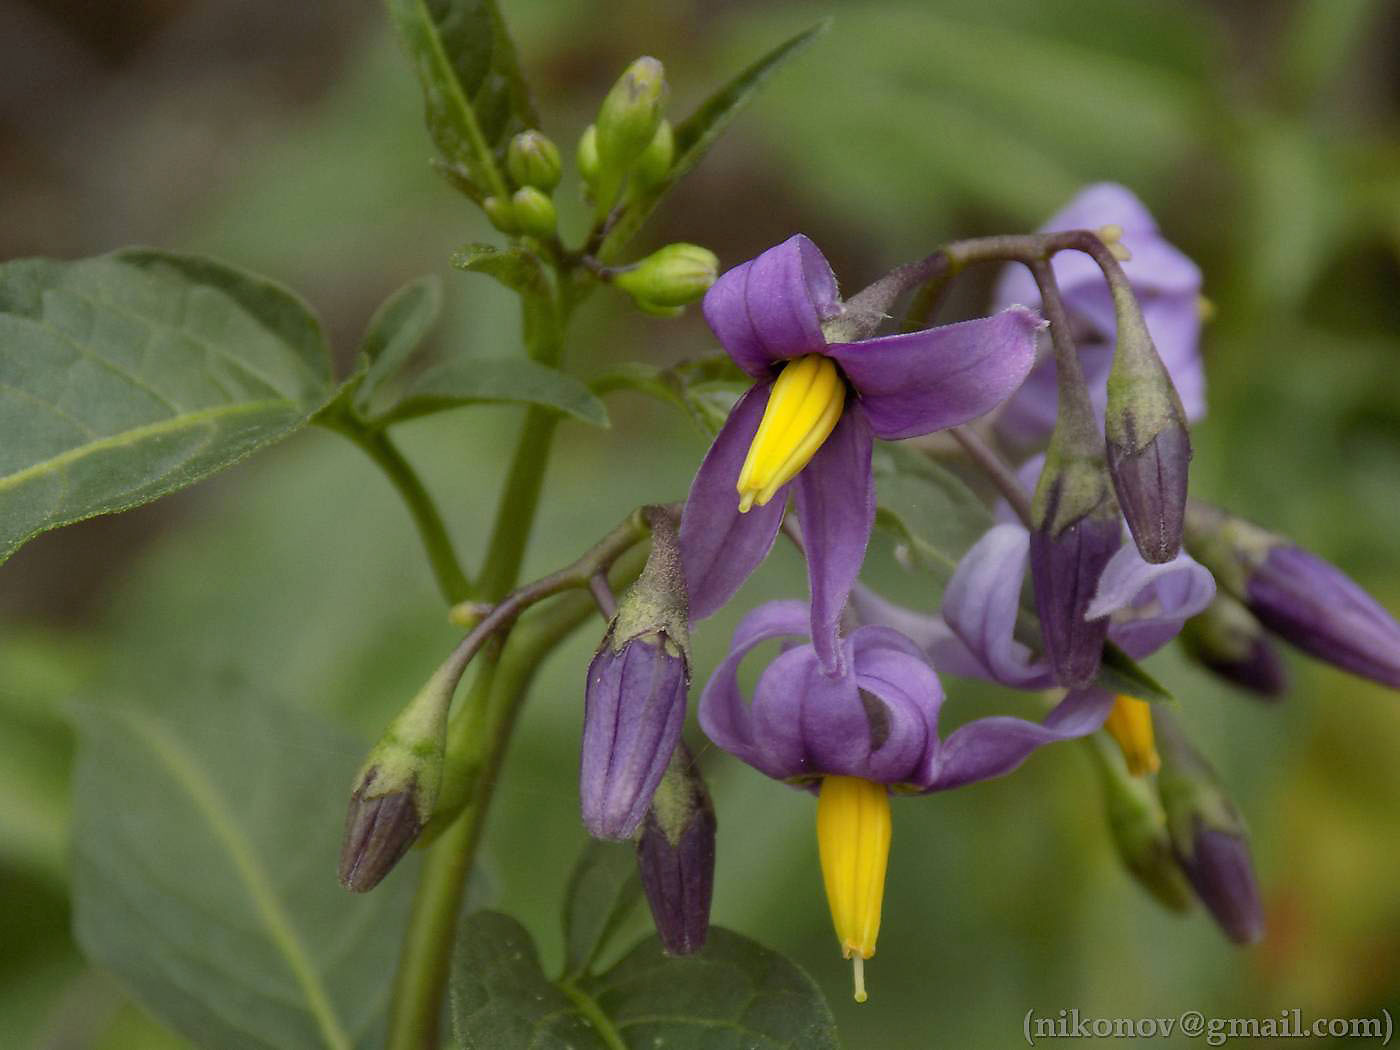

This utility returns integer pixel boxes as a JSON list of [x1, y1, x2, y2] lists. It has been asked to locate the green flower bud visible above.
[[593, 57, 668, 215], [507, 129, 562, 192], [576, 124, 600, 187], [612, 243, 718, 310], [482, 195, 518, 235], [339, 664, 455, 892], [633, 119, 675, 189], [511, 186, 557, 238]]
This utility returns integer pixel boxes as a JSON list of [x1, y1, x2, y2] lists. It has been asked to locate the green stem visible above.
[[331, 421, 471, 605], [475, 407, 561, 599]]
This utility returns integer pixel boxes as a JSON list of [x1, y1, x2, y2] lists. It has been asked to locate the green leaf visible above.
[[450, 243, 549, 296], [561, 841, 642, 980], [590, 354, 746, 436], [451, 912, 840, 1050], [71, 686, 417, 1050], [871, 443, 993, 584], [0, 250, 332, 568], [599, 20, 830, 260], [353, 274, 443, 413], [387, 0, 538, 198], [370, 357, 608, 428], [1096, 642, 1174, 704]]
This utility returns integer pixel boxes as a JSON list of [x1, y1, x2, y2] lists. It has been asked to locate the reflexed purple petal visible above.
[[697, 600, 810, 772], [752, 643, 864, 779], [827, 307, 1042, 439], [848, 627, 942, 784], [1246, 545, 1400, 688], [793, 404, 875, 675], [850, 584, 991, 681], [941, 524, 1054, 689], [680, 385, 787, 621], [920, 687, 1114, 791], [1176, 822, 1265, 945], [580, 638, 688, 840], [701, 234, 839, 378], [1089, 545, 1216, 660]]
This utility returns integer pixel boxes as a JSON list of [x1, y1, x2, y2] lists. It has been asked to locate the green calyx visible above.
[[608, 506, 691, 669], [648, 746, 711, 848], [350, 662, 456, 822], [1031, 442, 1119, 537], [1181, 502, 1282, 598]]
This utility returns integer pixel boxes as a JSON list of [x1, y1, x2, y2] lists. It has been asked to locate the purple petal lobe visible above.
[[580, 637, 688, 840], [1246, 545, 1400, 688], [922, 687, 1114, 791], [792, 404, 875, 675], [680, 385, 787, 621], [1089, 544, 1216, 660], [701, 234, 839, 378], [827, 307, 1042, 439]]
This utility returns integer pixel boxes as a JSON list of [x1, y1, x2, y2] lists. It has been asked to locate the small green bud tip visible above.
[[634, 120, 675, 188], [507, 130, 562, 192], [482, 195, 518, 234], [576, 125, 600, 186], [597, 57, 668, 165], [511, 186, 557, 238], [613, 243, 719, 310], [338, 769, 424, 893]]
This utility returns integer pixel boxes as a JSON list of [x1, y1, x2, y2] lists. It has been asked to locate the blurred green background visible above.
[[3, 0, 1399, 1046]]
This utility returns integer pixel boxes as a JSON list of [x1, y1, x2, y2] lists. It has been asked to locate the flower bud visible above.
[[633, 119, 675, 188], [636, 745, 715, 955], [592, 57, 667, 215], [580, 508, 691, 840], [1154, 708, 1265, 944], [1029, 451, 1122, 687], [1185, 503, 1400, 689], [576, 124, 600, 187], [511, 186, 557, 238], [1084, 732, 1193, 913], [1179, 593, 1288, 699], [612, 243, 718, 311], [506, 129, 562, 192], [339, 665, 454, 892], [482, 195, 518, 235], [1103, 271, 1192, 564]]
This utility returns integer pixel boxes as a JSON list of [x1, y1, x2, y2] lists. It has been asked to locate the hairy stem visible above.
[[948, 426, 1032, 527]]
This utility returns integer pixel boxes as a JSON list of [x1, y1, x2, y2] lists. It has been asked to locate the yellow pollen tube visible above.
[[817, 775, 891, 1003], [1104, 695, 1160, 776], [736, 354, 845, 513]]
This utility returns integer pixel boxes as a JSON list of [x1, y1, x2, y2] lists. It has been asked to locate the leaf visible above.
[[1096, 642, 1174, 704], [599, 21, 830, 260], [871, 443, 994, 584], [375, 357, 609, 428], [387, 0, 538, 197], [450, 243, 549, 296], [561, 841, 642, 980], [451, 912, 840, 1050], [71, 685, 418, 1050], [590, 354, 747, 436], [0, 250, 332, 567], [353, 274, 443, 413]]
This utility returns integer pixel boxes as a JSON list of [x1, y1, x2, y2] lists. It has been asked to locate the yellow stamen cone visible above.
[[816, 775, 890, 1003], [736, 355, 845, 512], [1104, 695, 1160, 776]]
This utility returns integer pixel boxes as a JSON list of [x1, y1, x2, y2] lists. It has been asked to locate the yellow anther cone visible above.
[[817, 775, 890, 1003], [1104, 695, 1160, 776], [736, 355, 845, 512]]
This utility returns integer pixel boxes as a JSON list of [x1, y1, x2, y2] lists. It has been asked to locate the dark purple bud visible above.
[[1154, 708, 1265, 945], [1180, 593, 1288, 699], [580, 507, 691, 841], [1103, 264, 1192, 563], [1184, 502, 1400, 689], [1030, 458, 1122, 687], [1173, 820, 1265, 945], [1246, 545, 1400, 689], [636, 745, 716, 955], [339, 769, 424, 893]]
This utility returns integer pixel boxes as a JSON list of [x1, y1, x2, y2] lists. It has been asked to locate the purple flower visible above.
[[580, 630, 688, 840], [992, 183, 1204, 449], [699, 600, 1111, 792], [681, 235, 1041, 675], [853, 521, 1214, 692]]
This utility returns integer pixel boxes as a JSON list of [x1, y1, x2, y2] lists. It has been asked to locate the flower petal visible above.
[[1089, 544, 1216, 660], [680, 385, 788, 621], [697, 600, 810, 775], [940, 523, 1054, 689], [792, 403, 875, 675], [752, 643, 863, 779], [849, 627, 943, 784], [920, 687, 1114, 791], [701, 234, 840, 378], [827, 307, 1042, 440]]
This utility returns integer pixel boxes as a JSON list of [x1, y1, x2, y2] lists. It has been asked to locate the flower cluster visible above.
[[570, 186, 1400, 996]]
